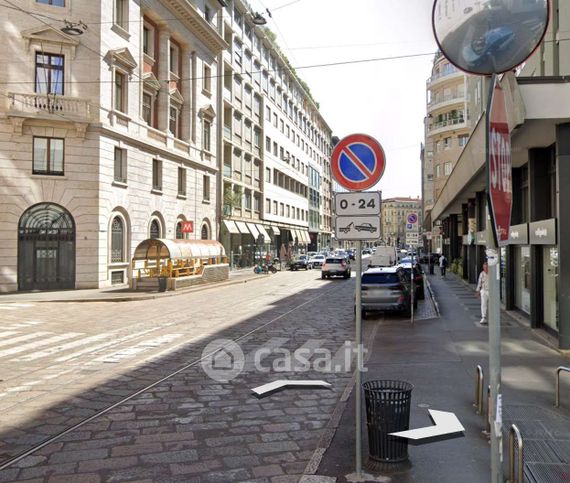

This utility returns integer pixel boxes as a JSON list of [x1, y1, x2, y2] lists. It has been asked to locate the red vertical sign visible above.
[[488, 81, 512, 246]]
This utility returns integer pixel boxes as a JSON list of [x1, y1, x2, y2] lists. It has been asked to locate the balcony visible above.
[[427, 116, 470, 136], [7, 92, 91, 134], [427, 93, 466, 114], [426, 68, 464, 87]]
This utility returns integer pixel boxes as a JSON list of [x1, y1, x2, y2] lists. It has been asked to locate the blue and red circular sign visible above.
[[407, 213, 418, 224], [331, 134, 386, 191]]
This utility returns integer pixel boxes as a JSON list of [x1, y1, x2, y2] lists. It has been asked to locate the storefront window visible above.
[[515, 246, 531, 314]]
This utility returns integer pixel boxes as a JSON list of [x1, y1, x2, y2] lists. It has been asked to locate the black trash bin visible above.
[[363, 380, 414, 463], [158, 277, 168, 292]]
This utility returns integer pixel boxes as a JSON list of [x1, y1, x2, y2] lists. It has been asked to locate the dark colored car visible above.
[[358, 267, 416, 318], [462, 26, 515, 70], [289, 255, 309, 271], [398, 262, 425, 300]]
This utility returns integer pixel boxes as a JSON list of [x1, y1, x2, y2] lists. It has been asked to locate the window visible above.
[[178, 167, 186, 196], [443, 137, 451, 149], [176, 222, 183, 239], [150, 219, 161, 239], [266, 198, 271, 213], [201, 224, 209, 240], [435, 164, 441, 178], [203, 120, 212, 151], [114, 71, 126, 112], [203, 64, 212, 93], [152, 159, 162, 191], [142, 92, 153, 125], [35, 53, 64, 95], [114, 147, 127, 183], [170, 43, 179, 76], [444, 162, 452, 176], [265, 167, 271, 183], [204, 5, 213, 23], [36, 0, 64, 5], [169, 105, 179, 137], [280, 203, 284, 216], [244, 191, 252, 210], [114, 0, 127, 29], [265, 136, 271, 151], [143, 24, 154, 58], [273, 200, 278, 215], [203, 175, 210, 201], [110, 217, 124, 263], [33, 137, 64, 175], [254, 194, 260, 213], [458, 134, 469, 147]]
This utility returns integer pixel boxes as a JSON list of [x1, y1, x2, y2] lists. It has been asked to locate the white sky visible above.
[[248, 0, 438, 199]]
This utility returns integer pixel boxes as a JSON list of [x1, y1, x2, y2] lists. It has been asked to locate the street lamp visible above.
[[61, 20, 87, 36], [251, 12, 267, 25]]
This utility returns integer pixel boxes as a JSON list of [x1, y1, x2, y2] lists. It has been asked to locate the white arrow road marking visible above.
[[389, 409, 464, 440], [251, 379, 331, 397]]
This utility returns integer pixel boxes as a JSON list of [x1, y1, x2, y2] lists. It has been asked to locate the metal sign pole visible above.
[[355, 239, 363, 477], [411, 257, 415, 325], [485, 74, 503, 483]]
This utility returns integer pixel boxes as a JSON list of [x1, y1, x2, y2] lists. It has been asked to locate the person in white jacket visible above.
[[476, 262, 489, 325]]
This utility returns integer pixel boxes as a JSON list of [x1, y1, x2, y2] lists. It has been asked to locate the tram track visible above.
[[0, 276, 351, 471]]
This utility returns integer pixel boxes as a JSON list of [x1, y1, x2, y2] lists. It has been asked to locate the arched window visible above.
[[176, 221, 183, 239], [201, 223, 209, 240], [150, 219, 161, 239], [111, 216, 124, 262]]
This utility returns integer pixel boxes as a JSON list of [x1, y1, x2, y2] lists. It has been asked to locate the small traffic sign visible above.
[[331, 134, 386, 191], [488, 80, 512, 246], [335, 216, 381, 241], [406, 223, 414, 231], [407, 213, 418, 224], [334, 191, 381, 216]]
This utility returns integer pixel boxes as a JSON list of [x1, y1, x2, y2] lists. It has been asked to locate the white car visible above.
[[308, 254, 326, 269]]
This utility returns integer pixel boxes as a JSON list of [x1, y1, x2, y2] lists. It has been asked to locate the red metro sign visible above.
[[488, 81, 512, 247]]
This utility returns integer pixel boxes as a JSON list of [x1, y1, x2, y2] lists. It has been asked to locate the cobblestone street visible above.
[[0, 269, 437, 482]]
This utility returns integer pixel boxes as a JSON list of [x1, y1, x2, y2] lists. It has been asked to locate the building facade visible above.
[[429, 3, 570, 349], [381, 197, 422, 247], [422, 52, 473, 252], [0, 0, 226, 292], [217, 0, 333, 268]]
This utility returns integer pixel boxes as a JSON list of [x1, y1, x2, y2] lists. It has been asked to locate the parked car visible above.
[[362, 248, 372, 255], [308, 254, 326, 269], [321, 257, 351, 279], [289, 255, 310, 271], [397, 261, 425, 300], [358, 266, 416, 318]]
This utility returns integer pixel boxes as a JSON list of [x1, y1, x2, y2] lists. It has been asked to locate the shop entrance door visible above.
[[543, 246, 559, 332]]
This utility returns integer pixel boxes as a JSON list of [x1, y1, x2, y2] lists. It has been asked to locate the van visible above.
[[368, 246, 397, 267]]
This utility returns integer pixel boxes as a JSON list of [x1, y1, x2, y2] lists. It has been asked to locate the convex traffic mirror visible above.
[[432, 0, 549, 75]]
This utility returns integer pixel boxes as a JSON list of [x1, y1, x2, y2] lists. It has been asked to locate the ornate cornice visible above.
[[160, 0, 228, 53]]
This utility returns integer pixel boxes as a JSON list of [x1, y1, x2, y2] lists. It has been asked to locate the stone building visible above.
[[0, 0, 226, 292]]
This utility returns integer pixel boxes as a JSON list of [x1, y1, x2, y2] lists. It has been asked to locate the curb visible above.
[[424, 276, 440, 317], [0, 272, 269, 304]]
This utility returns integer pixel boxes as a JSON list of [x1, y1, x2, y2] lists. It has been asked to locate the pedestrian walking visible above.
[[476, 262, 489, 325], [439, 254, 448, 278]]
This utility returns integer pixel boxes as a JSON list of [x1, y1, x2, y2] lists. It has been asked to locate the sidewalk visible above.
[[0, 268, 263, 303], [312, 272, 570, 482]]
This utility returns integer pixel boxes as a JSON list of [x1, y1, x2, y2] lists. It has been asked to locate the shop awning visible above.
[[235, 221, 250, 235], [133, 239, 225, 260], [223, 220, 240, 234], [300, 230, 311, 243], [269, 225, 281, 235], [257, 225, 271, 243], [292, 229, 301, 243], [247, 223, 261, 239]]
